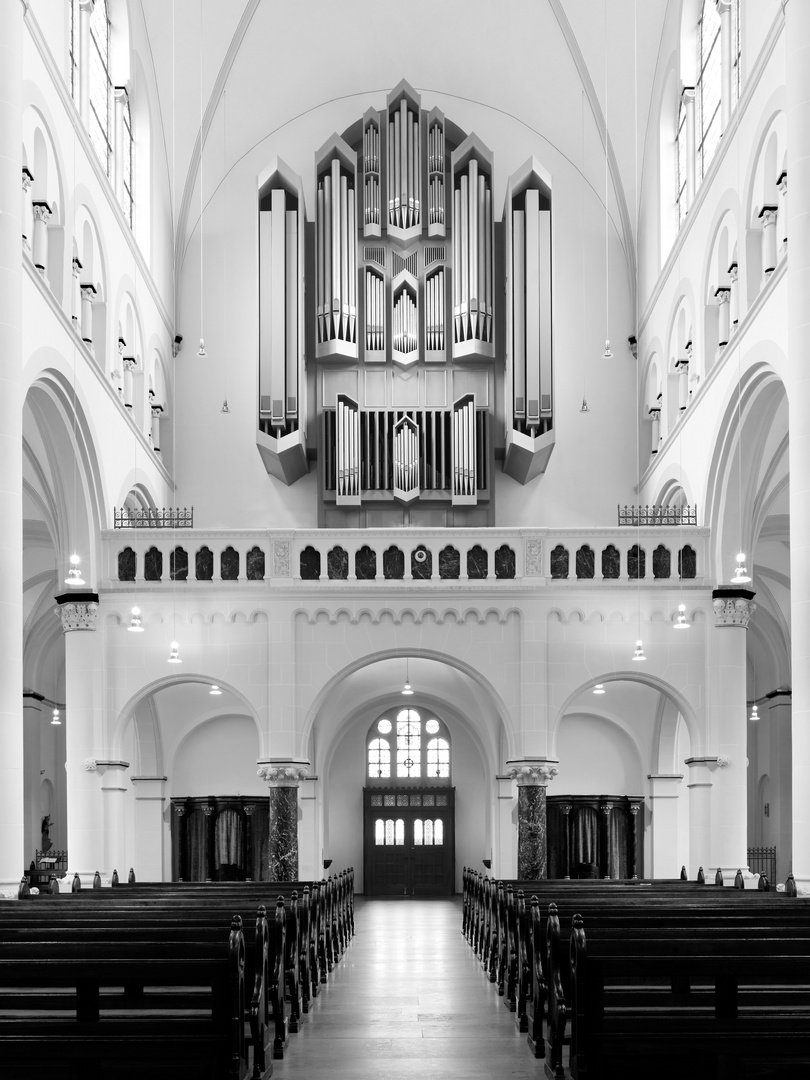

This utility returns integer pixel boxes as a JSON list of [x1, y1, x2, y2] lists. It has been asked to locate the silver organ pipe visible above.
[[452, 145, 493, 354], [316, 153, 356, 351], [393, 416, 420, 502], [259, 186, 299, 430], [336, 395, 361, 506], [512, 186, 553, 431], [452, 395, 477, 505], [388, 97, 420, 232], [365, 270, 384, 354]]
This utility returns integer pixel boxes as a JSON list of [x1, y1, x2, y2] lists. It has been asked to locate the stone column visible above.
[[151, 403, 163, 453], [130, 775, 168, 882], [0, 0, 24, 897], [777, 172, 788, 257], [80, 283, 96, 351], [21, 166, 33, 250], [715, 287, 730, 348], [55, 593, 106, 887], [767, 691, 792, 883], [113, 86, 127, 205], [78, 0, 94, 128], [495, 774, 516, 880], [507, 761, 558, 879], [683, 87, 696, 209], [759, 206, 779, 278], [31, 200, 51, 276], [676, 358, 689, 412], [647, 774, 684, 879], [559, 803, 573, 878], [716, 0, 733, 133], [709, 586, 755, 882], [685, 757, 713, 877], [258, 762, 309, 881], [728, 261, 739, 328], [71, 257, 82, 327], [98, 760, 129, 881], [123, 357, 136, 410], [112, 337, 125, 399], [649, 405, 661, 455], [298, 774, 319, 882], [23, 694, 43, 863]]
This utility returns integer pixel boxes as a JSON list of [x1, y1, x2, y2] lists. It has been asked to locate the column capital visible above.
[[258, 761, 309, 787], [758, 204, 779, 227], [114, 85, 128, 105], [80, 282, 97, 300], [714, 286, 731, 305], [151, 403, 164, 417], [728, 260, 738, 281], [54, 592, 99, 632], [21, 165, 33, 191], [681, 85, 696, 105], [777, 170, 788, 193], [78, 0, 95, 13], [123, 356, 137, 371], [72, 256, 83, 277], [715, 0, 732, 14], [31, 200, 51, 222], [506, 759, 559, 786], [712, 586, 756, 628]]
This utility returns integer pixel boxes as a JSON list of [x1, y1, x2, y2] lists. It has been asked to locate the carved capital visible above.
[[83, 758, 98, 773], [758, 205, 778, 228], [123, 356, 137, 372], [777, 171, 787, 195], [80, 283, 98, 301], [243, 804, 256, 816], [712, 588, 756, 628], [55, 596, 99, 632], [258, 763, 309, 787], [508, 762, 558, 786], [600, 802, 613, 815], [22, 166, 34, 192], [202, 805, 215, 816], [728, 261, 738, 283], [681, 86, 696, 107], [716, 754, 731, 768], [525, 538, 543, 576], [560, 804, 573, 815], [173, 804, 186, 816], [32, 200, 52, 223], [714, 286, 730, 305], [114, 85, 128, 106]]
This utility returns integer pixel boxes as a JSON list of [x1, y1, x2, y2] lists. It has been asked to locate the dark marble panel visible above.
[[118, 547, 136, 581], [144, 546, 162, 581], [518, 785, 547, 879], [196, 547, 214, 581], [601, 545, 620, 579], [494, 545, 516, 579], [246, 546, 265, 581], [411, 548, 432, 579], [268, 787, 298, 881], [550, 545, 569, 579], [467, 545, 488, 579], [679, 544, 697, 579], [383, 546, 404, 579], [327, 546, 349, 580], [439, 546, 460, 579], [652, 544, 671, 579], [627, 545, 646, 579], [300, 546, 321, 580], [221, 546, 239, 581], [170, 546, 188, 581], [355, 545, 377, 580], [576, 546, 595, 579]]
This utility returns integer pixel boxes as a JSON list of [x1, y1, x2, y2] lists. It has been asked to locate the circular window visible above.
[[425, 718, 440, 734], [377, 718, 392, 734]]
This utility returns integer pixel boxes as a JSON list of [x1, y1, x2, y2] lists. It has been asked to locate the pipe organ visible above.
[[256, 80, 555, 511]]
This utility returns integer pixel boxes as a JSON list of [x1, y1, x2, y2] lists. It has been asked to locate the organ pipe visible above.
[[452, 395, 477, 505], [452, 142, 493, 355], [316, 145, 357, 356], [388, 95, 420, 233], [336, 395, 361, 506], [258, 186, 299, 428]]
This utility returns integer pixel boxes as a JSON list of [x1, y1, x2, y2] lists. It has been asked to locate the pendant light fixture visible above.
[[632, 639, 647, 662], [401, 658, 413, 695], [593, 683, 606, 695], [197, 0, 206, 358], [673, 603, 690, 630], [127, 605, 145, 632], [749, 701, 759, 722], [66, 127, 85, 588], [601, 0, 612, 360], [209, 684, 222, 695], [579, 91, 591, 412], [51, 704, 61, 726], [168, 0, 181, 667], [629, 0, 644, 663]]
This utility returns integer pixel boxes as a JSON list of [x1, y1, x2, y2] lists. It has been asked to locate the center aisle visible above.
[[273, 896, 541, 1080]]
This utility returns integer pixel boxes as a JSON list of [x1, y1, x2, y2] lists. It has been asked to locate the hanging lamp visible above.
[[401, 658, 413, 695]]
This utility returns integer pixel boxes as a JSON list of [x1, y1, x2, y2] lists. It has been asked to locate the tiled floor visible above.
[[273, 897, 542, 1080]]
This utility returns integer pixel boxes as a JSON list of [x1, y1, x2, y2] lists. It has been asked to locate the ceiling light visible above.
[[731, 552, 751, 584], [221, 399, 230, 413], [167, 640, 182, 664], [197, 337, 206, 357], [602, 339, 613, 359], [580, 397, 590, 413], [209, 684, 222, 695], [673, 603, 690, 630], [631, 639, 646, 662], [51, 706, 61, 726], [127, 606, 145, 632], [593, 684, 605, 694], [65, 552, 85, 587], [402, 657, 413, 695], [750, 702, 759, 722]]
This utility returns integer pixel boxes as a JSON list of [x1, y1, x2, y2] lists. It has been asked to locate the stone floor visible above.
[[273, 896, 544, 1080]]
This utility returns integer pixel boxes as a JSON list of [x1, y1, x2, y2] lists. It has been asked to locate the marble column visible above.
[[259, 763, 309, 881], [683, 87, 696, 209], [685, 757, 714, 878], [709, 586, 756, 882], [716, 0, 733, 133], [507, 761, 558, 879], [767, 691, 793, 884], [31, 200, 50, 276], [647, 774, 684, 879], [21, 166, 33, 250], [0, 0, 24, 896], [55, 593, 106, 887]]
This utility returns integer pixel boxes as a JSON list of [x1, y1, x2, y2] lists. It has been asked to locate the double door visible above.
[[364, 788, 455, 896]]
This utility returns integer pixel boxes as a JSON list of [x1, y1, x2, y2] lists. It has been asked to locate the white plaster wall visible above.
[[171, 715, 266, 798], [555, 713, 644, 795]]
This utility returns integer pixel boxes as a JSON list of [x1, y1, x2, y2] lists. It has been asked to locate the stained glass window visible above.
[[697, 0, 721, 183], [367, 708, 451, 781], [89, 0, 112, 177], [368, 737, 391, 778], [396, 708, 421, 778], [122, 92, 133, 226], [676, 95, 687, 227], [427, 737, 450, 778]]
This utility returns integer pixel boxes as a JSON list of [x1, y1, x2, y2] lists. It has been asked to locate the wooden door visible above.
[[363, 788, 455, 895]]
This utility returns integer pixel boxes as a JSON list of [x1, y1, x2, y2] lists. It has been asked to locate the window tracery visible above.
[[367, 709, 451, 781]]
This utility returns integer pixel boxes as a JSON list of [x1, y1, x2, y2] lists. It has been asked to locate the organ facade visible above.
[[257, 80, 555, 525]]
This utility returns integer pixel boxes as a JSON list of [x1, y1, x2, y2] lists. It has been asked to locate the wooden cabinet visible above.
[[547, 794, 644, 880], [170, 796, 270, 882]]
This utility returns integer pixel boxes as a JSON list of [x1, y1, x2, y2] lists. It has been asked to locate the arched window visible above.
[[696, 0, 721, 183], [367, 710, 451, 782], [676, 93, 687, 227]]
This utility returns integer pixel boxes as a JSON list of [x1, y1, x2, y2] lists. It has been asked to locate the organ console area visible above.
[[256, 79, 555, 519]]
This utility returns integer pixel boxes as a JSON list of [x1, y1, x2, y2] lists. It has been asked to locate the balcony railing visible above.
[[618, 505, 698, 527], [101, 527, 710, 587], [114, 507, 194, 529]]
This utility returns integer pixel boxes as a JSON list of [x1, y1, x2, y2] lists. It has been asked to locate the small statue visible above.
[[40, 814, 53, 854]]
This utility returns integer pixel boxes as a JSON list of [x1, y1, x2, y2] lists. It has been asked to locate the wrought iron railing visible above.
[[114, 507, 194, 529], [747, 845, 776, 882], [618, 504, 698, 527]]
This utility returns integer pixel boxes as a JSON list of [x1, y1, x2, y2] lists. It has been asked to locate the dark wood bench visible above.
[[0, 915, 251, 1080]]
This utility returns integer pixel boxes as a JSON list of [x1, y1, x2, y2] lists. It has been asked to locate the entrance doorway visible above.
[[363, 788, 455, 895]]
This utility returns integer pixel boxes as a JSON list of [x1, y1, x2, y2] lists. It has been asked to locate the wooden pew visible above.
[[0, 915, 251, 1080]]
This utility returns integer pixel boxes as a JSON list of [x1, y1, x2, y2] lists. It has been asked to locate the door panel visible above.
[[364, 789, 455, 895]]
